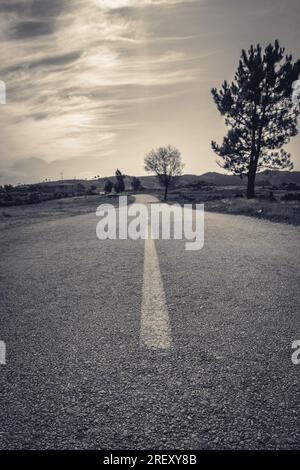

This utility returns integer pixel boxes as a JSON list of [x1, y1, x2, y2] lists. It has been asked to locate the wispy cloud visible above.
[[95, 0, 196, 8], [1, 0, 298, 183], [0, 0, 205, 182]]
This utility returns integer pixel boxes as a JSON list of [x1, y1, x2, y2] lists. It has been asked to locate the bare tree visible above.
[[144, 145, 184, 200]]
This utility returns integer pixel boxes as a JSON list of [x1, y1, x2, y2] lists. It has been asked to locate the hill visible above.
[[137, 170, 300, 189]]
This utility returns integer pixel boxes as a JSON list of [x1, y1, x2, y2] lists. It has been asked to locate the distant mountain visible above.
[[32, 170, 300, 190], [198, 172, 244, 185], [138, 170, 300, 188], [255, 170, 300, 186]]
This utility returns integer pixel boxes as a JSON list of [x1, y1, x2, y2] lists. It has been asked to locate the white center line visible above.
[[140, 223, 172, 351], [0, 340, 6, 365]]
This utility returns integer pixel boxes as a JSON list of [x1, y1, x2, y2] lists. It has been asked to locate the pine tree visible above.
[[115, 169, 125, 193], [104, 179, 113, 193], [211, 40, 300, 198]]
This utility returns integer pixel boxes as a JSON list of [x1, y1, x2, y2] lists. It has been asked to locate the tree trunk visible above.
[[246, 105, 259, 199], [247, 166, 256, 198], [164, 184, 168, 200]]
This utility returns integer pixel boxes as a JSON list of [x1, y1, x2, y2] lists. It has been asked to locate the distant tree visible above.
[[131, 177, 142, 192], [104, 179, 113, 193], [144, 145, 184, 200], [77, 182, 85, 191], [115, 169, 125, 193], [211, 40, 300, 198], [113, 182, 121, 193], [4, 184, 13, 192], [4, 193, 13, 202]]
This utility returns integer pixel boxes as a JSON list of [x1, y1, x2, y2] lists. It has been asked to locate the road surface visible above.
[[0, 194, 299, 449]]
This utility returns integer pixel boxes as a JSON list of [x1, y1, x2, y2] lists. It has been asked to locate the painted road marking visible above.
[[140, 223, 172, 351], [0, 340, 6, 365]]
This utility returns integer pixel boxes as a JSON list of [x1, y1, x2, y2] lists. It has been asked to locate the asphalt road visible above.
[[0, 194, 299, 449]]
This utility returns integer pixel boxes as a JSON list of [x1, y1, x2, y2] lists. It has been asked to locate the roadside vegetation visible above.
[[0, 181, 93, 207], [0, 171, 137, 208], [160, 181, 300, 225], [0, 193, 135, 229]]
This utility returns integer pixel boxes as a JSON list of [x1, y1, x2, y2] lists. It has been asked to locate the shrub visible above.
[[131, 177, 142, 191], [29, 192, 40, 203], [115, 169, 125, 192], [113, 183, 122, 194], [281, 192, 300, 201], [104, 180, 113, 193]]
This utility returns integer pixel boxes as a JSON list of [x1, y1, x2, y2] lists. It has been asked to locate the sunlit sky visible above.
[[0, 0, 299, 184]]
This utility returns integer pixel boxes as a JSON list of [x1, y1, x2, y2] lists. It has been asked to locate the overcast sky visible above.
[[0, 0, 299, 184]]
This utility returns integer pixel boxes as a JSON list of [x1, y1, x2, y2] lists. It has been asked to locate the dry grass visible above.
[[205, 197, 300, 225], [160, 187, 300, 225], [0, 194, 134, 229]]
